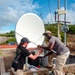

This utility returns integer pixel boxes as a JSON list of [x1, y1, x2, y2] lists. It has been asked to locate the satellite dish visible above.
[[60, 25, 69, 33], [15, 13, 45, 48]]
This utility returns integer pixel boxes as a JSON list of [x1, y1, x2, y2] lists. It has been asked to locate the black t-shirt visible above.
[[12, 45, 30, 71]]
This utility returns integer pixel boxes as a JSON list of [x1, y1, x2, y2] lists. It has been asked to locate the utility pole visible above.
[[58, 0, 61, 40]]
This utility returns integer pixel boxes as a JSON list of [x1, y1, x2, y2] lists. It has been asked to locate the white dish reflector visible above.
[[15, 13, 45, 48]]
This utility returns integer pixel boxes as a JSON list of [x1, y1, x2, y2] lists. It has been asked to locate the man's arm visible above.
[[48, 43, 54, 51], [44, 51, 53, 57], [27, 47, 38, 51], [28, 49, 43, 60], [41, 42, 55, 51]]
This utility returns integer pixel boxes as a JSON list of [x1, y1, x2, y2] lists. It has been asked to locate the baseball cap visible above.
[[43, 30, 52, 35], [21, 37, 30, 43]]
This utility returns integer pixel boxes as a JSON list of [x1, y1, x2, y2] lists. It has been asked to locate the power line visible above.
[[48, 0, 53, 24]]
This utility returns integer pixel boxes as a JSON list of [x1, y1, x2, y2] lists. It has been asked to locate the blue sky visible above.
[[0, 0, 75, 33]]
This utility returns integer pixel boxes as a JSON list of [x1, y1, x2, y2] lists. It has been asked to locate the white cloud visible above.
[[1, 7, 19, 23], [43, 13, 55, 24], [66, 9, 75, 24], [0, 0, 40, 33]]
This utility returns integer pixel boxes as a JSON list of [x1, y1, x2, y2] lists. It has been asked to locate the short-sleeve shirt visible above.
[[49, 36, 69, 55], [11, 45, 31, 71]]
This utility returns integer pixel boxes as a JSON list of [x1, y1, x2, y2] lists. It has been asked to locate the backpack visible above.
[[14, 47, 21, 63], [16, 47, 21, 57]]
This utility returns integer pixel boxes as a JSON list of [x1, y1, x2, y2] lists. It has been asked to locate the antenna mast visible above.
[[55, 0, 70, 46]]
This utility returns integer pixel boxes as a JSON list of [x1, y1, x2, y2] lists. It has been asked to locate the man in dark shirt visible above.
[[11, 37, 42, 75]]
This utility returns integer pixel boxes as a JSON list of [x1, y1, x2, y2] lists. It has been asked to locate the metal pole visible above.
[[15, 32, 57, 53], [64, 0, 67, 46]]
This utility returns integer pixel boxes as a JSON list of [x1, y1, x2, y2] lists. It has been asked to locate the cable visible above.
[[15, 31, 37, 46]]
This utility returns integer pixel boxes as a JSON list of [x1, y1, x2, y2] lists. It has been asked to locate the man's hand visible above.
[[38, 49, 43, 54], [37, 45, 43, 50], [37, 45, 42, 48]]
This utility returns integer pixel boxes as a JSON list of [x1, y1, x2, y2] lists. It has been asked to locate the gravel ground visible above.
[[1, 48, 16, 72]]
